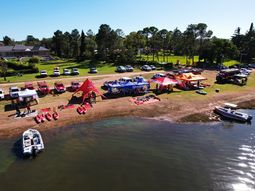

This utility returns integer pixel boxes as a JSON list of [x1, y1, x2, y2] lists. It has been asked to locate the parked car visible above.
[[119, 77, 132, 83], [40, 70, 47, 77], [9, 86, 20, 98], [71, 81, 80, 91], [125, 65, 134, 72], [216, 69, 247, 85], [89, 67, 98, 73], [150, 65, 156, 70], [240, 68, 252, 75], [103, 80, 115, 88], [63, 69, 71, 75], [116, 66, 126, 73], [72, 68, 79, 75], [141, 65, 152, 71], [24, 82, 34, 90], [53, 67, 60, 76], [0, 89, 4, 99], [152, 73, 166, 79], [37, 81, 50, 95], [133, 76, 147, 83], [54, 82, 65, 93]]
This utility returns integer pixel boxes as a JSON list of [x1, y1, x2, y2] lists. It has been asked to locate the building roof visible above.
[[0, 45, 49, 52]]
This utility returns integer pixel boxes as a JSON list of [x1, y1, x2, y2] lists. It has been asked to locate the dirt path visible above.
[[0, 70, 161, 89]]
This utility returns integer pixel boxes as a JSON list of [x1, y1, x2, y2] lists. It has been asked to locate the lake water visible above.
[[0, 111, 255, 191]]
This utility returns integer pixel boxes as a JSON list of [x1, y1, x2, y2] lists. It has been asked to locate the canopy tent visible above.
[[18, 89, 38, 103], [150, 77, 178, 86], [107, 81, 150, 95], [174, 73, 207, 82], [73, 79, 103, 102]]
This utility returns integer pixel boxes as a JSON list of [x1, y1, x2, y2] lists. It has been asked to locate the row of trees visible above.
[[2, 22, 255, 64]]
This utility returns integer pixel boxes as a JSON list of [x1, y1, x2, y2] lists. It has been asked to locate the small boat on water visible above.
[[214, 106, 252, 122], [22, 129, 44, 156]]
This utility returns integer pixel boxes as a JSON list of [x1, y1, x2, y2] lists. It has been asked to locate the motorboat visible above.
[[22, 129, 44, 156], [214, 106, 252, 122]]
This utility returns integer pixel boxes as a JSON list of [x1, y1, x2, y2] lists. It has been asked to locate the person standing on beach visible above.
[[15, 104, 21, 116], [26, 104, 31, 114]]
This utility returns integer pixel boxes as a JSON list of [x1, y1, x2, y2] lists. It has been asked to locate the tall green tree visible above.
[[52, 30, 64, 57], [196, 23, 213, 62], [25, 35, 40, 46], [0, 59, 8, 81], [3, 36, 14, 46], [70, 29, 80, 58], [95, 24, 117, 60], [80, 30, 86, 57]]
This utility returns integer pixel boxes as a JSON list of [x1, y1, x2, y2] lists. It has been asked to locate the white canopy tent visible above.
[[18, 89, 38, 103]]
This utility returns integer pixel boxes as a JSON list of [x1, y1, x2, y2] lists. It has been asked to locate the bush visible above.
[[28, 56, 40, 64]]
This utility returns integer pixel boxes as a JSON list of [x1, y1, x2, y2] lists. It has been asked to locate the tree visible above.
[[52, 30, 64, 57], [70, 29, 80, 58], [183, 24, 198, 64], [156, 29, 169, 62], [25, 35, 40, 46], [200, 37, 239, 65], [80, 30, 86, 57], [3, 36, 14, 46], [0, 59, 8, 81], [171, 28, 183, 56], [95, 24, 118, 60], [196, 23, 213, 62]]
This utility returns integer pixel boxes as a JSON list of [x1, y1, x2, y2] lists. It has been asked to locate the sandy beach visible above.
[[0, 70, 255, 139]]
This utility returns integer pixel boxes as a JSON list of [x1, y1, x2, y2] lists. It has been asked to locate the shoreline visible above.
[[0, 97, 254, 140], [1, 70, 255, 139]]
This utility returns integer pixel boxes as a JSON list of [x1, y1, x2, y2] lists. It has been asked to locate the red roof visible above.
[[151, 77, 178, 86]]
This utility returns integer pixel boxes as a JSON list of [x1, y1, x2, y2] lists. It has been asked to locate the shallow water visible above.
[[0, 110, 255, 191]]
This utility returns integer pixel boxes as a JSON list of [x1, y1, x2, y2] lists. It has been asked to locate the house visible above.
[[0, 45, 50, 58]]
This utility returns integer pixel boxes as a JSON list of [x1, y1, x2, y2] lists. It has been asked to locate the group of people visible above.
[[15, 103, 32, 117]]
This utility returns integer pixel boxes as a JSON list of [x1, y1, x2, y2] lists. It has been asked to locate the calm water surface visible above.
[[0, 110, 255, 191]]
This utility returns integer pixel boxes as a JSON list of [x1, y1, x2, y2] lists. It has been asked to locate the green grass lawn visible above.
[[223, 60, 240, 67], [0, 60, 140, 83]]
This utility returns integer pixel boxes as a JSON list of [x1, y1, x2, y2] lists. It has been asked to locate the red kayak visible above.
[[45, 112, 52, 121], [35, 115, 42, 123], [53, 112, 59, 120], [40, 114, 46, 122], [81, 106, 87, 114], [77, 106, 84, 115]]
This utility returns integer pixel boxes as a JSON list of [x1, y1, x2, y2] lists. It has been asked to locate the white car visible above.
[[0, 89, 4, 99], [53, 69, 60, 76], [9, 86, 20, 98], [72, 68, 79, 75], [63, 69, 71, 75], [40, 70, 47, 77]]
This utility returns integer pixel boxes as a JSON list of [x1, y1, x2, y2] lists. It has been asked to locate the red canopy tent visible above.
[[150, 77, 178, 86], [73, 79, 104, 103]]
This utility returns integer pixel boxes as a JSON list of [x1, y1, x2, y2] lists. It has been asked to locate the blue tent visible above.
[[108, 81, 150, 95]]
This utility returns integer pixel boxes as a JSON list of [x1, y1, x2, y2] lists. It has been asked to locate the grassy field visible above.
[[0, 60, 140, 83]]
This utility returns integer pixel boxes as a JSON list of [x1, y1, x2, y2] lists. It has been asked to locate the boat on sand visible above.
[[214, 106, 252, 122]]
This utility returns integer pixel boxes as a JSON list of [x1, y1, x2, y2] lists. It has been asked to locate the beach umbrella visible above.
[[151, 77, 178, 86]]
